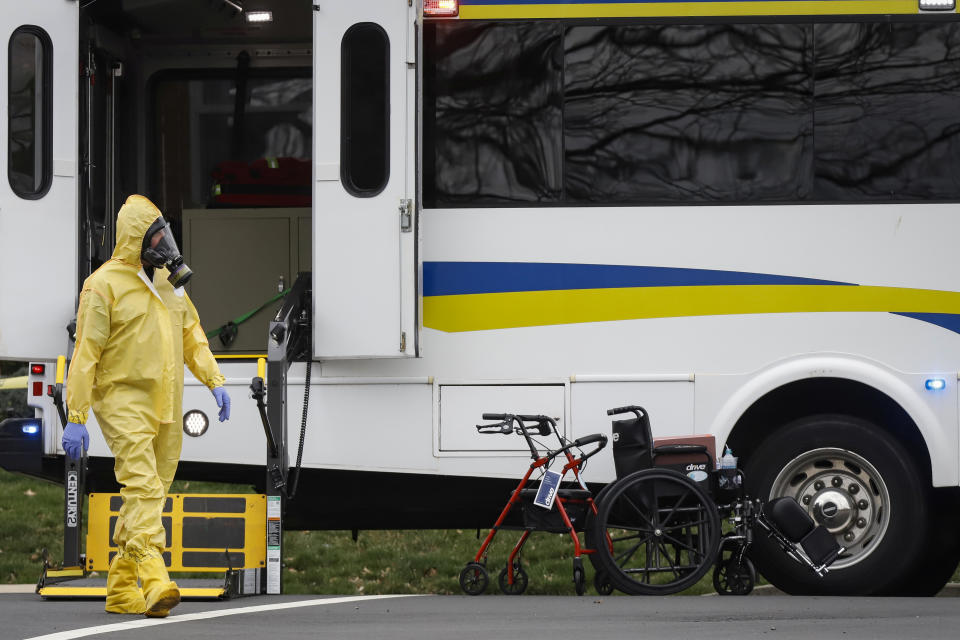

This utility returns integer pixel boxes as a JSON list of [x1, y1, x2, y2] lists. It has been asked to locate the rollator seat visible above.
[[518, 488, 592, 501]]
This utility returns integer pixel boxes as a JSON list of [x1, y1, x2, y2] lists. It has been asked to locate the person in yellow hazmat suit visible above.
[[62, 195, 231, 617]]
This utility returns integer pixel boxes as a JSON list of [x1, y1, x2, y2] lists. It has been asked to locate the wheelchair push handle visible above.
[[607, 405, 646, 419]]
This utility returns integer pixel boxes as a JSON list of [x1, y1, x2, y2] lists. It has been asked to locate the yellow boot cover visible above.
[[105, 554, 146, 615], [138, 555, 180, 618]]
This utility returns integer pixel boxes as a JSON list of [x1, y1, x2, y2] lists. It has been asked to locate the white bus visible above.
[[2, 0, 960, 596]]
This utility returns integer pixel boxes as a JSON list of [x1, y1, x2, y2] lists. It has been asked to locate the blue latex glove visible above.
[[62, 422, 89, 459], [212, 386, 231, 422]]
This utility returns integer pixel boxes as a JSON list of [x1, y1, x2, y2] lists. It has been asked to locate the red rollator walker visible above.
[[460, 406, 845, 596], [459, 413, 608, 595]]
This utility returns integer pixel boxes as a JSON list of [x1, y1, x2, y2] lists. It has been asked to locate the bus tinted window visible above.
[[341, 23, 389, 197], [813, 23, 960, 201], [8, 26, 52, 199], [424, 20, 960, 207], [423, 22, 562, 205], [565, 25, 812, 204]]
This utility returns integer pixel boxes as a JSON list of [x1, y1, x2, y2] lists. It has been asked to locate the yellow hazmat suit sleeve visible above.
[[182, 293, 225, 390], [66, 287, 113, 425]]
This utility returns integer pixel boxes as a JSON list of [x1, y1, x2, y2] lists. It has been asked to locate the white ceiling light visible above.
[[245, 10, 273, 23]]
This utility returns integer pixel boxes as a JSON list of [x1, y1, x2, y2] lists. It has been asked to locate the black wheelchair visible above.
[[587, 406, 844, 595]]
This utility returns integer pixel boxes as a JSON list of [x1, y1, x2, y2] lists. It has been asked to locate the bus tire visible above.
[[895, 490, 960, 595], [744, 414, 928, 595]]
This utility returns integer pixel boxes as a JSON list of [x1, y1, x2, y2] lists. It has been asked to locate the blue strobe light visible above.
[[925, 378, 946, 391], [21, 423, 40, 435]]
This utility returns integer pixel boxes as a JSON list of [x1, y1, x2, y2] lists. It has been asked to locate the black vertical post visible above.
[[53, 357, 85, 570], [262, 343, 287, 595], [256, 273, 310, 595], [62, 455, 85, 568]]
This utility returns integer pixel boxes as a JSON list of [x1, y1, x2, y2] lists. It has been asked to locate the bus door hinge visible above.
[[399, 199, 413, 232], [400, 331, 407, 353]]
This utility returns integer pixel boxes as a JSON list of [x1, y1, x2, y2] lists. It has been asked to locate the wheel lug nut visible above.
[[856, 518, 866, 528], [802, 495, 811, 505], [814, 481, 825, 491], [858, 499, 868, 510], [832, 477, 843, 487], [844, 532, 856, 542], [848, 484, 859, 494]]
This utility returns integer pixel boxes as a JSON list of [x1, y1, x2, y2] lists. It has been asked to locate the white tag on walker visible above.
[[534, 469, 562, 510]]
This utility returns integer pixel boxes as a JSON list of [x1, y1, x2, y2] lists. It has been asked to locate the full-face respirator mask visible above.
[[141, 217, 193, 288]]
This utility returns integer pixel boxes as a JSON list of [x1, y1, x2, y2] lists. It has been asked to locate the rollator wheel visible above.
[[588, 468, 720, 595], [573, 559, 586, 596], [594, 570, 614, 595], [497, 563, 528, 595], [713, 556, 756, 595], [459, 562, 489, 595]]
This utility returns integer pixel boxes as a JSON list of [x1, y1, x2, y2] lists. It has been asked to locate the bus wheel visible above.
[[744, 414, 929, 595], [895, 489, 960, 595]]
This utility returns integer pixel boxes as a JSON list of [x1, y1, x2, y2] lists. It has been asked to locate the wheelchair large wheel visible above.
[[589, 468, 720, 595]]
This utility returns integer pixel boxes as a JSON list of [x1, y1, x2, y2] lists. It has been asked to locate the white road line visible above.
[[23, 594, 420, 640]]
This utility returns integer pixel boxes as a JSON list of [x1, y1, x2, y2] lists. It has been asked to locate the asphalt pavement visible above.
[[3, 591, 960, 640]]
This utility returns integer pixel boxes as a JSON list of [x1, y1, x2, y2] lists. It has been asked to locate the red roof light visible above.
[[424, 0, 458, 17]]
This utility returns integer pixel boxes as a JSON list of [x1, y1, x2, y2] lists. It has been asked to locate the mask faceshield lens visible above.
[[142, 218, 193, 287], [146, 222, 183, 264]]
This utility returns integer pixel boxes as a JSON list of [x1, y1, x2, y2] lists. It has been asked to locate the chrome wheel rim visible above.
[[769, 447, 890, 570]]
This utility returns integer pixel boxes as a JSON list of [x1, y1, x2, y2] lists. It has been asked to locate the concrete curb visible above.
[[0, 585, 35, 594]]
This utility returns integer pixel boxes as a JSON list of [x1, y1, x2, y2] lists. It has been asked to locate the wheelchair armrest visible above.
[[652, 444, 708, 456]]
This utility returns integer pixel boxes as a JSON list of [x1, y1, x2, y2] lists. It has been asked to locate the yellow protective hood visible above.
[[112, 195, 163, 267]]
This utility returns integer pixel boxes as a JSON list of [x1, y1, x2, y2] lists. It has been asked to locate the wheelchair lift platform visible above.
[[37, 492, 267, 600]]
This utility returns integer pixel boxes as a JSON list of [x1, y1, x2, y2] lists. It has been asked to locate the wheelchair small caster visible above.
[[713, 556, 756, 595], [594, 570, 614, 595]]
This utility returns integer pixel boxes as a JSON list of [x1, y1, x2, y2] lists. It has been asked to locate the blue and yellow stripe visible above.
[[422, 261, 960, 333], [456, 0, 935, 19]]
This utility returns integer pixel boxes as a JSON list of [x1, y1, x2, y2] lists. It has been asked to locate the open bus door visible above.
[[312, 2, 418, 359], [0, 2, 79, 361]]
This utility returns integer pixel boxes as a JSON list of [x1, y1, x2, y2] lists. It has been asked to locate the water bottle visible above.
[[720, 446, 737, 470], [719, 446, 738, 489]]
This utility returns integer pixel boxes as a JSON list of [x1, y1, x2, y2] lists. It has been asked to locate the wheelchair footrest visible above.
[[764, 496, 842, 569], [799, 525, 843, 568], [765, 496, 815, 542]]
